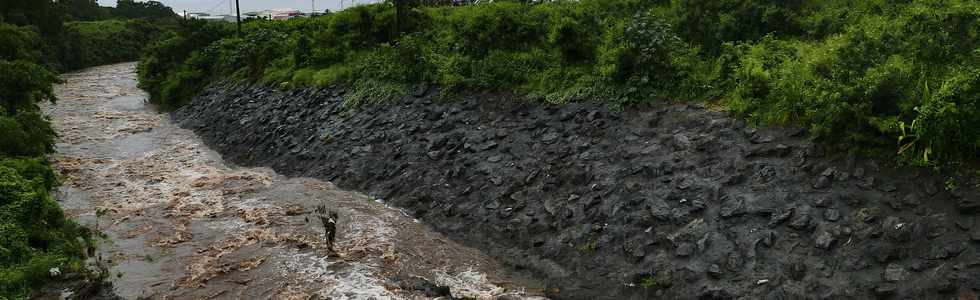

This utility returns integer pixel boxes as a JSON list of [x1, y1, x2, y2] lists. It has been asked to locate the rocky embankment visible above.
[[175, 83, 980, 299]]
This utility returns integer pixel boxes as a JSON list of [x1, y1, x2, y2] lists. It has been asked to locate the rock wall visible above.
[[175, 83, 980, 299]]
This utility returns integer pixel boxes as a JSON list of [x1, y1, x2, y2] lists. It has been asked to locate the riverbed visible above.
[[43, 62, 542, 299]]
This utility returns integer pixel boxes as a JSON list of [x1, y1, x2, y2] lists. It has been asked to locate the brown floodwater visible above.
[[44, 63, 544, 299]]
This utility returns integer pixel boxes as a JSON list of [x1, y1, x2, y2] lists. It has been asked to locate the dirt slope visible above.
[[175, 83, 980, 299]]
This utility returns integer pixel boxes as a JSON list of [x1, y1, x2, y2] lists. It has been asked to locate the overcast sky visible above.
[[97, 0, 382, 15]]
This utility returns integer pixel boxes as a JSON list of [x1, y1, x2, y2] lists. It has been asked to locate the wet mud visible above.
[[175, 82, 980, 299], [44, 63, 542, 299]]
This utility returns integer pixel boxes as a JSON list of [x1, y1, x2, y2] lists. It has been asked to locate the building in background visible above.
[[185, 12, 237, 22], [252, 9, 302, 20], [186, 8, 308, 22]]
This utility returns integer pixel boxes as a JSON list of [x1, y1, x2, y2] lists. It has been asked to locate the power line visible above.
[[201, 0, 229, 14]]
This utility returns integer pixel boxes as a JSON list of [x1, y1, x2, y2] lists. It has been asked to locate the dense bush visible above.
[[58, 19, 174, 70], [112, 0, 177, 20], [56, 0, 175, 22], [140, 0, 980, 163], [0, 23, 44, 62], [0, 60, 58, 114], [3, 0, 178, 72], [0, 111, 57, 158], [0, 22, 93, 300], [728, 1, 980, 163], [0, 159, 92, 298], [0, 30, 60, 159], [137, 20, 232, 108], [665, 0, 805, 54]]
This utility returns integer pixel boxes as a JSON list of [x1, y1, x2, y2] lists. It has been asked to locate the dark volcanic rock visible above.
[[958, 199, 980, 214], [676, 243, 696, 257], [174, 83, 980, 300], [883, 263, 908, 282], [814, 229, 836, 250], [823, 208, 840, 222]]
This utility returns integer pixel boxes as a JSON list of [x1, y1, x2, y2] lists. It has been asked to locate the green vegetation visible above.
[[724, 1, 980, 165], [0, 23, 93, 298], [61, 0, 177, 22], [0, 158, 93, 298], [137, 20, 233, 109], [138, 0, 980, 164], [2, 0, 177, 71], [1, 1, 178, 298], [60, 19, 174, 70], [638, 271, 672, 290], [112, 0, 179, 20]]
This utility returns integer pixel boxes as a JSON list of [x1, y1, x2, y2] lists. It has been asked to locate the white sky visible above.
[[97, 0, 382, 15]]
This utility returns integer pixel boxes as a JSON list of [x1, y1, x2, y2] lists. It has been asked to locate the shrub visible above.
[[615, 13, 681, 89], [725, 1, 980, 162], [137, 19, 231, 104], [239, 29, 290, 80], [293, 35, 312, 69], [434, 2, 542, 56], [354, 34, 434, 84], [156, 52, 211, 109], [0, 23, 43, 62], [668, 0, 805, 54], [0, 60, 58, 115], [345, 79, 411, 108], [0, 112, 56, 157], [548, 15, 596, 63], [907, 66, 980, 163], [0, 159, 92, 299], [292, 65, 353, 87]]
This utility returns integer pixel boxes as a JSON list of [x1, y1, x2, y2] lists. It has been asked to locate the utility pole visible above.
[[312, 0, 316, 15], [183, 10, 187, 20], [235, 0, 242, 36]]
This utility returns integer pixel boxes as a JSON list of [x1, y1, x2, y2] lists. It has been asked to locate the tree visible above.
[[0, 23, 42, 62], [390, 0, 418, 35], [0, 0, 67, 37], [0, 60, 58, 115], [113, 0, 177, 19], [60, 0, 111, 21]]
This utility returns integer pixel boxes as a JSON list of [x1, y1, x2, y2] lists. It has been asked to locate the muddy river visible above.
[[43, 63, 542, 299]]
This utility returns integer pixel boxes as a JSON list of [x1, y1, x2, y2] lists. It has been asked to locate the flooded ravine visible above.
[[44, 63, 543, 299]]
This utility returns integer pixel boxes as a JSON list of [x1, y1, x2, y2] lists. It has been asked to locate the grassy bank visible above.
[[140, 0, 979, 164], [0, 22, 94, 298], [1, 0, 178, 297]]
